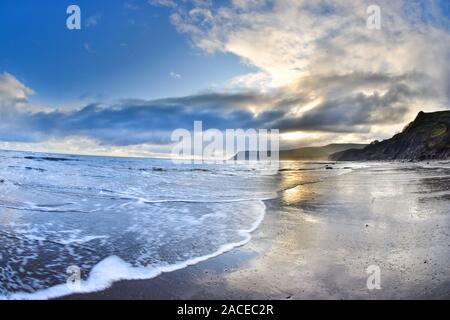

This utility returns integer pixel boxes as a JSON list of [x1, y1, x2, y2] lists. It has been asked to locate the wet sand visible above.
[[63, 163, 450, 299]]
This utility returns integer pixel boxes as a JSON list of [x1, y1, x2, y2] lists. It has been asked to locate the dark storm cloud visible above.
[[273, 83, 419, 133], [0, 72, 433, 146], [1, 98, 260, 145]]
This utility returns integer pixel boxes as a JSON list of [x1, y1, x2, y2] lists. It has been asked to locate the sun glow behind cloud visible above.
[[281, 131, 317, 141]]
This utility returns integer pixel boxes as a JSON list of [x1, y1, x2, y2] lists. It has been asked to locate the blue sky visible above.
[[0, 0, 449, 157], [0, 0, 252, 107]]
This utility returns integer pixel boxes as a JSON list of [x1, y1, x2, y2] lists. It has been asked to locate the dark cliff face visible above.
[[330, 110, 450, 161]]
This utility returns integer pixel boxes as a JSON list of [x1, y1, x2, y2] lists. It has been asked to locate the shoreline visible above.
[[6, 199, 269, 301], [60, 199, 291, 300], [61, 164, 450, 299]]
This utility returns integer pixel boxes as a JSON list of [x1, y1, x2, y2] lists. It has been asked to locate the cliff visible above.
[[330, 111, 450, 161]]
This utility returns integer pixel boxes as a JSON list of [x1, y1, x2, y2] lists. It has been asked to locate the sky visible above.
[[0, 0, 449, 157]]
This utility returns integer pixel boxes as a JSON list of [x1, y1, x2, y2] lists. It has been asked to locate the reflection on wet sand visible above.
[[224, 162, 450, 299]]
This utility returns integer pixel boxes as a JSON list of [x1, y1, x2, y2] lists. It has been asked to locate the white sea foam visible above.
[[1, 200, 266, 300]]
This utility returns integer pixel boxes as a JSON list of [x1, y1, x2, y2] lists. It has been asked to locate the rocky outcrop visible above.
[[330, 110, 450, 161]]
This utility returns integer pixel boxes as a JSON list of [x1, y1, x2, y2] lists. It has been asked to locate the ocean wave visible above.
[[0, 150, 279, 299], [0, 200, 266, 300], [24, 156, 77, 162], [0, 200, 95, 214]]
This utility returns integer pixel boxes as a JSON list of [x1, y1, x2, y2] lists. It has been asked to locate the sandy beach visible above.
[[63, 163, 450, 300]]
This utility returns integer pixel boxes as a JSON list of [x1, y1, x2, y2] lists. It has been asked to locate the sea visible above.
[[0, 149, 415, 299], [0, 149, 288, 299]]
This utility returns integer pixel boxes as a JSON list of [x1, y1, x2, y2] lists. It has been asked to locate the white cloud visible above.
[[149, 0, 177, 8], [170, 1, 449, 86], [124, 1, 139, 10], [0, 72, 34, 103], [169, 71, 182, 79], [0, 72, 50, 113], [165, 0, 450, 139], [83, 42, 95, 53], [85, 14, 101, 28]]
